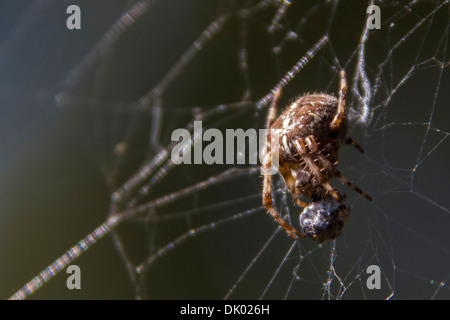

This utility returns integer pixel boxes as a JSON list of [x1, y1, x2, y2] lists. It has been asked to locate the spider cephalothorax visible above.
[[262, 70, 371, 240]]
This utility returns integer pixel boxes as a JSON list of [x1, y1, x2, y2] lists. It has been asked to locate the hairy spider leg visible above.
[[330, 70, 347, 131], [306, 135, 372, 202], [278, 160, 309, 207], [262, 155, 305, 239], [322, 138, 364, 158], [265, 87, 282, 131], [262, 87, 305, 239], [345, 137, 364, 153], [294, 138, 344, 204]]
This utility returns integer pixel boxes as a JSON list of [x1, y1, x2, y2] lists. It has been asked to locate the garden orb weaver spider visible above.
[[262, 70, 372, 241]]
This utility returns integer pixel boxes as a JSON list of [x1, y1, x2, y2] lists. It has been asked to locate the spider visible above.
[[262, 70, 372, 241]]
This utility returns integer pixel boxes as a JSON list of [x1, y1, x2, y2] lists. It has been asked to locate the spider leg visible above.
[[266, 87, 282, 130], [322, 138, 363, 156], [294, 138, 344, 204], [262, 89, 306, 239], [263, 87, 282, 160], [266, 88, 308, 205], [345, 137, 364, 153], [334, 171, 372, 201], [277, 161, 309, 207], [262, 154, 305, 239], [304, 135, 372, 201], [308, 144, 372, 202], [330, 70, 347, 131], [294, 198, 309, 208]]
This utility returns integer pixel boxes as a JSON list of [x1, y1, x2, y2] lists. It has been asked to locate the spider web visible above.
[[1, 0, 449, 300]]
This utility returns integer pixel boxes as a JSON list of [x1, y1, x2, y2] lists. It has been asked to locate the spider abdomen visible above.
[[270, 93, 347, 163], [299, 196, 350, 242]]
